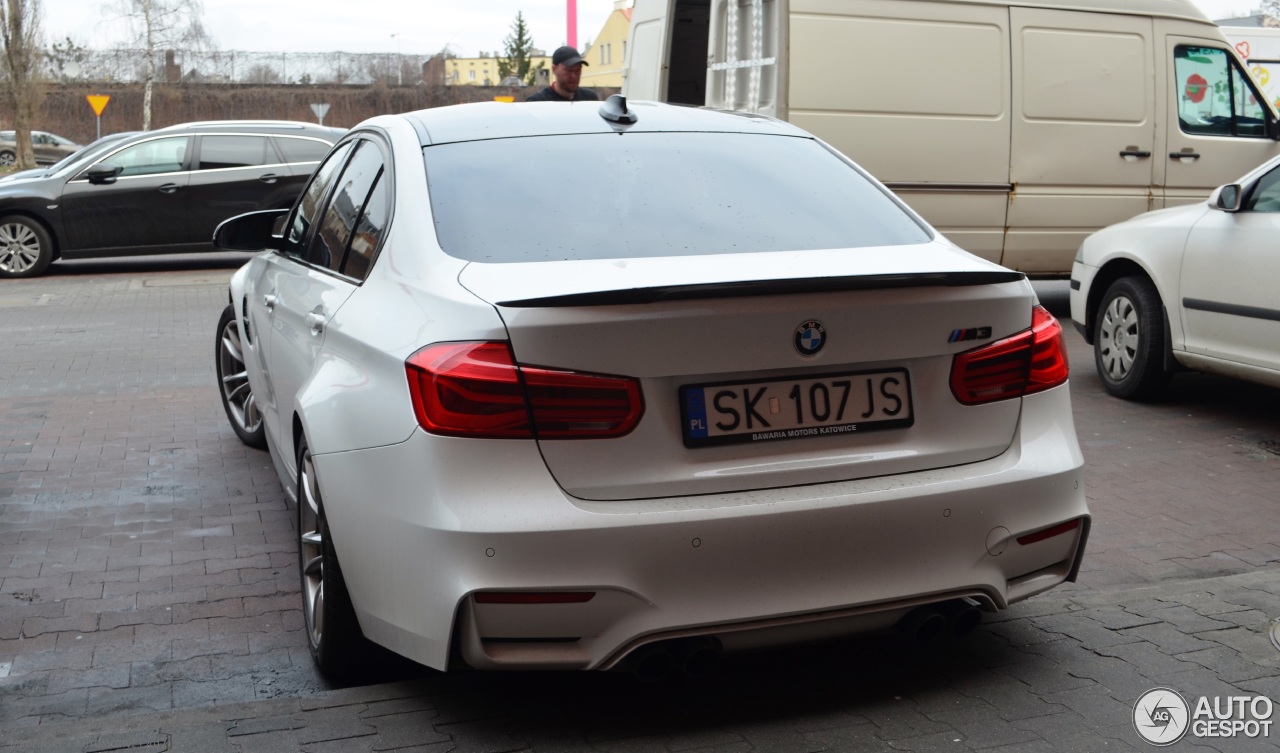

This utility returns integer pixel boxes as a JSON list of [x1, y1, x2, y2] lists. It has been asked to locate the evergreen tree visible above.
[[497, 12, 543, 86]]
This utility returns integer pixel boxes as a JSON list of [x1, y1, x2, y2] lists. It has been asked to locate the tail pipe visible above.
[[897, 598, 983, 642]]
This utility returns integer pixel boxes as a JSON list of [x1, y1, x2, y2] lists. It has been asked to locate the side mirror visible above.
[[85, 163, 123, 185], [1210, 184, 1243, 212], [213, 208, 288, 251]]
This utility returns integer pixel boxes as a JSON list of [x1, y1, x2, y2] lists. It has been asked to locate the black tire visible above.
[[0, 215, 54, 278], [215, 305, 268, 448], [297, 438, 366, 678], [0, 150, 14, 167], [1094, 276, 1169, 400]]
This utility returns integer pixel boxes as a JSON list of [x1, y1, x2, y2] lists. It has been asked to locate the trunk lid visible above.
[[459, 242, 1034, 501]]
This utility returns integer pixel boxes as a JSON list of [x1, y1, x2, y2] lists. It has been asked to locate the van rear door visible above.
[[1005, 7, 1158, 275], [625, 0, 676, 101]]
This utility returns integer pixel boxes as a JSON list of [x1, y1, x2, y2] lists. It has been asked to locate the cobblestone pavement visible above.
[[1, 263, 1279, 751]]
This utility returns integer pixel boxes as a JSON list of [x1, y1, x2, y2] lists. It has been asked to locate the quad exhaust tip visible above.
[[626, 637, 722, 682], [898, 599, 983, 643]]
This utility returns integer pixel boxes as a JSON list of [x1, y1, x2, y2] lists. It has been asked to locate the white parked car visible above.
[[1070, 154, 1280, 400], [213, 97, 1089, 679]]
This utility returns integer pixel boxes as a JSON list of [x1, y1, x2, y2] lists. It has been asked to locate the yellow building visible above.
[[446, 53, 552, 86], [582, 1, 632, 89]]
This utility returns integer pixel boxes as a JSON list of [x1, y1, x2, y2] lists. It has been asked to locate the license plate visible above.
[[680, 369, 913, 448]]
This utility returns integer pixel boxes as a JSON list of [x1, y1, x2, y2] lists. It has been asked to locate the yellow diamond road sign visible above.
[[86, 95, 110, 116]]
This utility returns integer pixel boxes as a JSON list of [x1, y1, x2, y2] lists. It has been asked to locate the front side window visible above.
[[1175, 46, 1269, 137], [425, 132, 931, 263], [285, 141, 355, 256], [97, 136, 190, 177], [1246, 164, 1280, 212], [198, 135, 272, 170]]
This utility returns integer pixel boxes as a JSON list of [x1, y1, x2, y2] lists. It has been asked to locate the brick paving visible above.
[[1, 266, 1278, 751]]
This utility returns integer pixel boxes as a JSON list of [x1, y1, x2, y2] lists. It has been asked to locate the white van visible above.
[[625, 0, 1280, 275]]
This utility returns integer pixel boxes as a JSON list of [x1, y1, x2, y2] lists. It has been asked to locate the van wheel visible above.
[[0, 215, 54, 278], [1094, 277, 1169, 400], [297, 438, 365, 678]]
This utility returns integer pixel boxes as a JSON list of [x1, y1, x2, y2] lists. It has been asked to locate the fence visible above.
[[19, 82, 620, 144]]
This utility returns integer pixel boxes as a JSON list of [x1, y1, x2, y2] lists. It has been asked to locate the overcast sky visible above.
[[40, 0, 1268, 58]]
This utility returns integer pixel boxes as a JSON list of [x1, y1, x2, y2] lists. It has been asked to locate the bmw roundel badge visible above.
[[794, 320, 826, 356]]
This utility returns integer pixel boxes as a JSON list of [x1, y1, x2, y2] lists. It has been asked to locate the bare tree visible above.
[[243, 62, 281, 85], [1263, 1, 1280, 26], [0, 0, 44, 169], [114, 0, 209, 129]]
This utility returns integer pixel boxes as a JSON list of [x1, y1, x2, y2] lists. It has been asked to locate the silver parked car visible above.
[[214, 96, 1089, 679], [0, 130, 82, 166]]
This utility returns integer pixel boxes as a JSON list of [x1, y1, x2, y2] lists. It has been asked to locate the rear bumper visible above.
[[313, 384, 1087, 671]]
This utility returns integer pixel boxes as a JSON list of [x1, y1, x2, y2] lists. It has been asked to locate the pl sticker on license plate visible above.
[[681, 369, 913, 448]]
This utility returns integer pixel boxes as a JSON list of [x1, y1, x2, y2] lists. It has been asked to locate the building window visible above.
[[622, 41, 627, 62], [469, 70, 475, 81]]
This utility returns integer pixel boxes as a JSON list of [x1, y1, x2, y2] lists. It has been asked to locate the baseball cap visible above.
[[552, 46, 589, 67]]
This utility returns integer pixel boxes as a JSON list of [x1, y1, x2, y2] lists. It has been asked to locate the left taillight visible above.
[[405, 341, 644, 439], [949, 306, 1069, 406]]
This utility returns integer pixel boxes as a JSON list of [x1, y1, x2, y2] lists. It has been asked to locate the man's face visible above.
[[553, 62, 584, 94]]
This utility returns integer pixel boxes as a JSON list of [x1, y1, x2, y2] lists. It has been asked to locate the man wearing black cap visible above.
[[526, 45, 600, 102]]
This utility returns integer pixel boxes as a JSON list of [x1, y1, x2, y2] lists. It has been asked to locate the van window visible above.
[[1175, 46, 1269, 138]]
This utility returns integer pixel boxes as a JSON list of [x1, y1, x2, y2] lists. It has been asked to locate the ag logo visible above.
[[1134, 688, 1190, 746]]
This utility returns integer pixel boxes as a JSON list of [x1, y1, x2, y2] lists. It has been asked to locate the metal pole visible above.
[[392, 34, 402, 85]]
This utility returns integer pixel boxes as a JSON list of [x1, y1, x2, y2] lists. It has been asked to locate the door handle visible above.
[[306, 312, 326, 336], [1118, 148, 1151, 159], [157, 183, 181, 194], [262, 294, 277, 311], [258, 173, 279, 184], [1170, 150, 1202, 161]]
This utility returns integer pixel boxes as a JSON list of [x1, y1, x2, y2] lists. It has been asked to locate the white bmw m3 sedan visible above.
[[213, 96, 1089, 679]]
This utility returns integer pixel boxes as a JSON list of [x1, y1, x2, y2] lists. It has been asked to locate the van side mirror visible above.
[[85, 163, 123, 185], [1210, 184, 1243, 212], [213, 208, 288, 251]]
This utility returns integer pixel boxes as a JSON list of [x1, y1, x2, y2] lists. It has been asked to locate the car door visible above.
[[58, 135, 193, 252], [182, 134, 292, 245], [256, 139, 390, 477], [1178, 161, 1280, 371]]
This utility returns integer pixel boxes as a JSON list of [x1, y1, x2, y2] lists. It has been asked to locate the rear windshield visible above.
[[424, 132, 930, 263]]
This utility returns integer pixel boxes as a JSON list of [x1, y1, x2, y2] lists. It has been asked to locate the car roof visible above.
[[400, 99, 811, 147], [152, 120, 344, 137]]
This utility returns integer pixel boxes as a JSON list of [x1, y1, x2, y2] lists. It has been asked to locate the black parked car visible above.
[[0, 120, 345, 278]]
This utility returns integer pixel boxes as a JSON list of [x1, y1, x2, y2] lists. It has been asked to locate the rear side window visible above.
[[305, 140, 386, 277], [425, 132, 930, 263], [276, 137, 331, 163], [101, 136, 190, 177], [198, 135, 272, 169], [1175, 46, 1269, 137]]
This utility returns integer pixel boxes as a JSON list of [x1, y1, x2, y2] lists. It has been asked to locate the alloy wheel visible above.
[[217, 316, 262, 436], [0, 222, 41, 275], [299, 449, 326, 651]]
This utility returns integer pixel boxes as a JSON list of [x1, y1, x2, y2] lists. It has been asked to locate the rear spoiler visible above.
[[496, 271, 1026, 308]]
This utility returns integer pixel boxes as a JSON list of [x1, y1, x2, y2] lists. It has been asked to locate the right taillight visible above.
[[405, 341, 643, 439], [949, 305, 1069, 406]]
